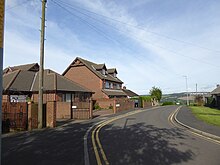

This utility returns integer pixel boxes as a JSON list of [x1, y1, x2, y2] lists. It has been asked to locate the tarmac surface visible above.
[[2, 106, 220, 165], [176, 106, 220, 137]]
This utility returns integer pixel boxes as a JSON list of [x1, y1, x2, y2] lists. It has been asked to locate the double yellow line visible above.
[[168, 106, 220, 145], [91, 110, 145, 165]]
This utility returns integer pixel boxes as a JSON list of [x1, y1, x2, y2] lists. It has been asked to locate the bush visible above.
[[94, 103, 101, 110], [162, 102, 174, 106], [109, 105, 113, 109]]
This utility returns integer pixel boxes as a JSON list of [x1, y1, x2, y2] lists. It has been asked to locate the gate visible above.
[[72, 109, 90, 119], [2, 102, 28, 133], [71, 101, 91, 119]]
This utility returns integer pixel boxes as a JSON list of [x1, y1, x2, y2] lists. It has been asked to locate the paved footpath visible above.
[[176, 106, 220, 137]]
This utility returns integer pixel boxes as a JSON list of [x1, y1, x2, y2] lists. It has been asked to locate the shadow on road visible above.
[[2, 121, 94, 165], [101, 122, 195, 165]]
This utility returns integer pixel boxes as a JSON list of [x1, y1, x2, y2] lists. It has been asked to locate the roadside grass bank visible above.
[[189, 106, 220, 127]]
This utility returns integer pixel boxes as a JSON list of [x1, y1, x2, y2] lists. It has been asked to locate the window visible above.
[[116, 84, 121, 89], [102, 69, 105, 75], [62, 93, 71, 102], [110, 83, 113, 89], [105, 81, 110, 89], [113, 73, 117, 77]]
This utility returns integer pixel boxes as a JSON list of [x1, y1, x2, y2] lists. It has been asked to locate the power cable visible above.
[[53, 0, 220, 69], [6, 0, 31, 11], [54, 0, 220, 54], [51, 0, 176, 77], [51, 0, 124, 46]]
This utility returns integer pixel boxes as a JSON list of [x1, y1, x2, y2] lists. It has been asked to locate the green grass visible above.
[[190, 106, 220, 127]]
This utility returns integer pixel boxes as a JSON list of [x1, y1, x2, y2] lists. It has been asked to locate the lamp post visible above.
[[183, 76, 189, 106]]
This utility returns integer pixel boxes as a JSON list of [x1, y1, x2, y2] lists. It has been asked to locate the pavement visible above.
[[93, 109, 113, 117], [176, 106, 220, 137]]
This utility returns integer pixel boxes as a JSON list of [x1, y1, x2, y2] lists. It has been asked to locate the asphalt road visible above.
[[3, 106, 220, 165], [89, 106, 220, 165], [2, 109, 134, 165], [2, 120, 92, 165]]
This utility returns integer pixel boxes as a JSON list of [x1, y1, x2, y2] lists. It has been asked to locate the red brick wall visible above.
[[2, 95, 9, 102], [96, 98, 114, 109], [32, 93, 56, 103], [28, 103, 38, 130], [115, 98, 135, 113], [142, 101, 152, 108], [56, 102, 71, 119], [46, 101, 56, 127], [64, 65, 107, 99]]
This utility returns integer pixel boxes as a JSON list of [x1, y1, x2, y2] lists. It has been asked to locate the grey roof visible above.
[[102, 89, 127, 96], [122, 89, 139, 97], [94, 64, 106, 70], [32, 69, 93, 92], [3, 70, 36, 92], [63, 57, 123, 83], [3, 69, 92, 93], [3, 63, 39, 74], [211, 86, 220, 95], [107, 68, 117, 74]]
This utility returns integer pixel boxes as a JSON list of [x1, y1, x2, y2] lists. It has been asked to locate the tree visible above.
[[149, 86, 162, 102]]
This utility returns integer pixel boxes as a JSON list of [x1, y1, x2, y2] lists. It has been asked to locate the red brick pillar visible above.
[[113, 99, 116, 114], [46, 101, 56, 128], [28, 103, 38, 130], [89, 98, 93, 119]]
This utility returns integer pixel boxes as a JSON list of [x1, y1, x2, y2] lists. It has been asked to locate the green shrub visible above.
[[94, 103, 101, 110], [109, 105, 113, 109], [162, 102, 174, 106]]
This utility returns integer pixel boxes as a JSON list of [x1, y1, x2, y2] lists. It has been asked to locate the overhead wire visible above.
[[51, 0, 124, 46], [6, 0, 31, 11], [51, 0, 154, 72], [54, 0, 220, 54], [52, 0, 220, 69]]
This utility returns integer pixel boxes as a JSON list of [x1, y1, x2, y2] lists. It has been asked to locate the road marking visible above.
[[89, 107, 161, 165], [169, 106, 220, 145], [91, 108, 160, 165], [84, 121, 103, 165]]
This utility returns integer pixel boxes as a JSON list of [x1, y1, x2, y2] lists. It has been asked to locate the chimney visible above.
[[123, 86, 126, 89], [217, 84, 220, 88]]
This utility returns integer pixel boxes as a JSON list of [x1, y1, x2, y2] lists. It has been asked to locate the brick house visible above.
[[3, 63, 93, 103], [63, 57, 127, 100], [211, 84, 220, 108], [3, 63, 93, 122], [122, 86, 139, 98]]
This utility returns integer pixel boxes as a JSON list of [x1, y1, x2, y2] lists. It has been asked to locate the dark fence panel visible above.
[[2, 102, 28, 133]]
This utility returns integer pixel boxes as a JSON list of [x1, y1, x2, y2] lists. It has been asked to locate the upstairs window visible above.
[[116, 84, 121, 89], [102, 69, 105, 75], [110, 83, 113, 89], [105, 82, 110, 89]]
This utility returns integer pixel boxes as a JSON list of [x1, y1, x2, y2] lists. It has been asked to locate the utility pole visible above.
[[196, 83, 198, 94], [183, 76, 189, 106], [0, 1, 5, 164], [38, 0, 47, 128]]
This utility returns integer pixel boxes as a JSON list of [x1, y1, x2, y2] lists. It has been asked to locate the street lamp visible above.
[[183, 76, 189, 106]]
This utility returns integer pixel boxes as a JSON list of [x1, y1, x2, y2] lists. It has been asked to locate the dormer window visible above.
[[113, 73, 117, 77], [102, 69, 105, 75]]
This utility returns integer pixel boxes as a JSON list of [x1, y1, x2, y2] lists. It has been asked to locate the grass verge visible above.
[[189, 106, 220, 127]]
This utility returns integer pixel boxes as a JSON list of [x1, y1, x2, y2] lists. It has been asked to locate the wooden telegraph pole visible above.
[[0, 0, 5, 164], [38, 0, 47, 128]]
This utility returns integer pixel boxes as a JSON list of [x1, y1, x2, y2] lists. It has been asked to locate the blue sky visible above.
[[4, 0, 220, 94]]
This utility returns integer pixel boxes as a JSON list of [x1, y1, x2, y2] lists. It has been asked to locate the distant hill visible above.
[[161, 92, 188, 104]]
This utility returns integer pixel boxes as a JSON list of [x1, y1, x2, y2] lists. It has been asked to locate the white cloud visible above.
[[4, 0, 220, 95]]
